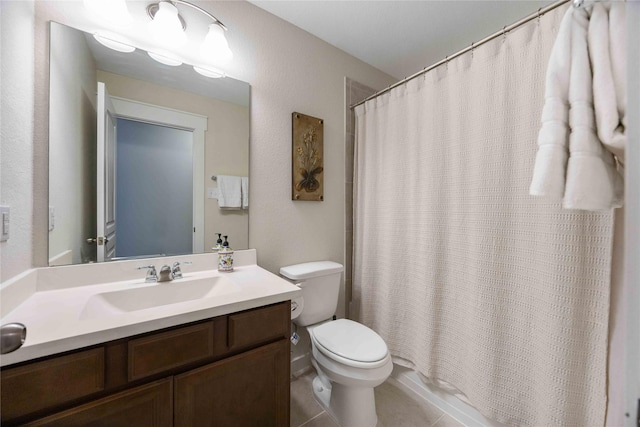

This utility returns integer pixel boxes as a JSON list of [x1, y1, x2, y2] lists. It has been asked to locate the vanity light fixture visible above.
[[93, 34, 135, 53], [147, 1, 233, 66]]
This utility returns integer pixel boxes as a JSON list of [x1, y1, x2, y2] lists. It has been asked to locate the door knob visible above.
[[1, 323, 26, 354], [87, 237, 109, 245]]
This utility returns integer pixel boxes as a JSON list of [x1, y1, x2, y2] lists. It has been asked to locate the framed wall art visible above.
[[292, 112, 324, 201]]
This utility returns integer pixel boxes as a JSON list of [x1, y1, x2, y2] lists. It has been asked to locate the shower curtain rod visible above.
[[350, 0, 571, 110]]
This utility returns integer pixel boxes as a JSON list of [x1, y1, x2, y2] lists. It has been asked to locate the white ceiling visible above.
[[248, 0, 554, 80]]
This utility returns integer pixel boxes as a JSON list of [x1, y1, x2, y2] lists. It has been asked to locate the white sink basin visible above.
[[80, 276, 238, 320]]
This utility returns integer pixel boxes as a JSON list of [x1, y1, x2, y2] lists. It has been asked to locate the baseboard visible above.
[[291, 352, 312, 378]]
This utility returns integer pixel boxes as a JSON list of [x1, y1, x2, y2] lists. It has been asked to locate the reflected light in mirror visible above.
[[93, 34, 135, 53], [193, 65, 225, 79], [148, 51, 183, 66]]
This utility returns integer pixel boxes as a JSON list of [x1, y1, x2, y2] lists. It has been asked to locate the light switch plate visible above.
[[0, 206, 9, 242]]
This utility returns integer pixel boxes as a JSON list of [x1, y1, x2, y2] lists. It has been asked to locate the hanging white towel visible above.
[[529, 8, 573, 200], [241, 177, 249, 209], [530, 5, 624, 210], [217, 175, 242, 208], [563, 6, 622, 210], [589, 2, 626, 164]]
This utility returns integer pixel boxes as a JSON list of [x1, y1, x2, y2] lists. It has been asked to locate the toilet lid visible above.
[[312, 319, 388, 363]]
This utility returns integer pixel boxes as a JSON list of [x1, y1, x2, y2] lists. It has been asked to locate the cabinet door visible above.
[[25, 378, 172, 427], [174, 339, 289, 427]]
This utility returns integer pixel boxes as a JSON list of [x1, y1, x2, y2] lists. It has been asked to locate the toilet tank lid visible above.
[[280, 261, 343, 280]]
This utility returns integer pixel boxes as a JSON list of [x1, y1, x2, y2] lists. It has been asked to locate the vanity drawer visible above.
[[24, 378, 172, 427], [1, 347, 105, 423], [227, 302, 290, 351], [128, 321, 215, 382]]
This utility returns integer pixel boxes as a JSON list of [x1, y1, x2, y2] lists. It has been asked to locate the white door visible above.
[[96, 82, 117, 262], [110, 97, 206, 254], [115, 118, 193, 258]]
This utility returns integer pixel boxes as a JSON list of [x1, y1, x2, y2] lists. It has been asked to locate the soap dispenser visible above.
[[212, 233, 223, 253], [218, 235, 234, 272]]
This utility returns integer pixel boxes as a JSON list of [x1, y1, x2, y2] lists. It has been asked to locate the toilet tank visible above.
[[280, 261, 343, 327]]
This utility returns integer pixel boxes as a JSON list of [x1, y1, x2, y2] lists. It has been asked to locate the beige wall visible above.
[[0, 1, 35, 282], [212, 1, 396, 285], [1, 0, 396, 292], [97, 70, 250, 252], [48, 23, 97, 265]]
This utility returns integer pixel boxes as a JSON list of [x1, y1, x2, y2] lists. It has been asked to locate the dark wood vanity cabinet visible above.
[[0, 301, 291, 427]]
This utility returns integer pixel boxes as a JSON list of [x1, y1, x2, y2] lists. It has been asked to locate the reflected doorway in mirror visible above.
[[47, 22, 250, 266]]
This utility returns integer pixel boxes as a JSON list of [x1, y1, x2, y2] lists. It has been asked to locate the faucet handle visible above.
[[137, 265, 157, 283], [171, 261, 192, 280]]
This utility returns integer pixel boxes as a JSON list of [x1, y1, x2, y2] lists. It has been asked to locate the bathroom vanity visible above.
[[0, 250, 299, 426]]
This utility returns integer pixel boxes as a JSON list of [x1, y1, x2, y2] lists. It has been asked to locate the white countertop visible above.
[[0, 253, 300, 367]]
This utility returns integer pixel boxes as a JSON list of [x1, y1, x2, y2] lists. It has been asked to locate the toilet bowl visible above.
[[280, 262, 392, 427], [308, 319, 393, 427]]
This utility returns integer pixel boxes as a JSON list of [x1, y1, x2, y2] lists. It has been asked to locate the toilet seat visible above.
[[311, 319, 389, 369]]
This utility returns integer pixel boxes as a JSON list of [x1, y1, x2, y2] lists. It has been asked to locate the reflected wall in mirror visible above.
[[48, 22, 250, 266]]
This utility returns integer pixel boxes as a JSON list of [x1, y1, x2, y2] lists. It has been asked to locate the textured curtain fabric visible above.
[[353, 5, 613, 426]]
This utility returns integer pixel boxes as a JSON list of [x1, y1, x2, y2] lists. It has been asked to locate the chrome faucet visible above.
[[171, 261, 192, 280], [137, 262, 191, 283], [137, 265, 158, 283]]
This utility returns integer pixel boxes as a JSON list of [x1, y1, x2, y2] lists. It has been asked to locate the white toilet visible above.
[[280, 261, 392, 427]]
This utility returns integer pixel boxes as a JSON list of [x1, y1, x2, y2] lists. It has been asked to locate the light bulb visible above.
[[148, 2, 187, 49], [200, 23, 233, 66]]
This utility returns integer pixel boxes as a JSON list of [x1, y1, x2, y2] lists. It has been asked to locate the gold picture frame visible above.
[[292, 112, 324, 201]]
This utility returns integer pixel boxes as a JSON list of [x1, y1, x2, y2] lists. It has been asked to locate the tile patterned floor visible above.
[[291, 370, 465, 427]]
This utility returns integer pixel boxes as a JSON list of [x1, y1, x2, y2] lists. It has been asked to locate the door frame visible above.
[[111, 97, 207, 254], [96, 82, 118, 262]]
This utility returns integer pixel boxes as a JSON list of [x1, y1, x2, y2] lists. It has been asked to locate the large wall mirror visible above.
[[48, 22, 250, 266]]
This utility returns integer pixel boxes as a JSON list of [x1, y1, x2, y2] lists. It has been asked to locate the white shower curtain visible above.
[[353, 6, 613, 426]]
